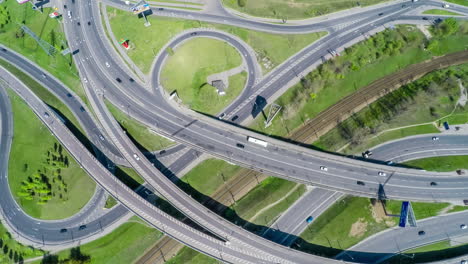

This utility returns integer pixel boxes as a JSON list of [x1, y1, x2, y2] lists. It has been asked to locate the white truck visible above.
[[247, 136, 268, 147]]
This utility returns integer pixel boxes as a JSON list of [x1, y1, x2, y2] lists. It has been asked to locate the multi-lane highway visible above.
[[2, 0, 468, 262]]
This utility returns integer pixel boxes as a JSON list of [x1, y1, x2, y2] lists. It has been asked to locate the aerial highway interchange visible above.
[[0, 0, 468, 263]]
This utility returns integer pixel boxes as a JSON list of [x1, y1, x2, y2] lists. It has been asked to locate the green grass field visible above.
[[385, 201, 451, 220], [0, 221, 44, 263], [8, 91, 95, 220], [403, 156, 468, 172], [225, 178, 305, 229], [222, 0, 389, 19], [107, 7, 326, 74], [0, 0, 84, 100], [445, 0, 468, 6], [32, 216, 163, 264], [106, 101, 175, 152], [161, 38, 244, 114], [165, 246, 219, 264], [179, 158, 241, 198], [422, 9, 463, 15]]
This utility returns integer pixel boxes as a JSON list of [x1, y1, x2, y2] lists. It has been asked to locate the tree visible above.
[[238, 0, 247, 7]]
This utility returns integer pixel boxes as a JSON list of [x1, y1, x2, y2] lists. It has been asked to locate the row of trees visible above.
[[17, 143, 70, 205]]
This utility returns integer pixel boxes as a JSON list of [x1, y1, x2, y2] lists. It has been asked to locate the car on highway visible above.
[[116, 78, 122, 83], [362, 150, 372, 158], [190, 32, 197, 36], [357, 181, 365, 186], [60, 228, 67, 233], [443, 3, 450, 7], [67, 11, 72, 19], [378, 171, 386, 177], [44, 112, 50, 118], [87, 21, 91, 26], [133, 153, 140, 161], [80, 106, 85, 112], [387, 161, 394, 165], [129, 78, 135, 82], [77, 22, 80, 26], [430, 181, 438, 186], [67, 93, 72, 98], [41, 73, 47, 78], [461, 224, 467, 230], [378, 12, 384, 16], [218, 113, 226, 120], [306, 216, 314, 223], [105, 62, 110, 67], [432, 136, 439, 141], [83, 77, 88, 83], [418, 230, 426, 236], [236, 143, 245, 149], [231, 115, 239, 122], [422, 17, 429, 20], [79, 225, 87, 230], [320, 166, 328, 171], [99, 134, 105, 141]]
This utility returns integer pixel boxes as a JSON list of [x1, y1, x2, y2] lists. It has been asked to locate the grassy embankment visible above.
[[222, 0, 389, 20], [0, 221, 43, 263], [33, 217, 163, 264], [107, 6, 326, 74], [8, 91, 95, 219], [0, 0, 86, 101], [105, 101, 175, 152]]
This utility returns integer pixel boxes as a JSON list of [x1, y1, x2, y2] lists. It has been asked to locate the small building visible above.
[[211, 80, 226, 96]]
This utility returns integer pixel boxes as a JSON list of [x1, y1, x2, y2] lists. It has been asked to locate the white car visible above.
[[218, 113, 226, 120], [443, 4, 450, 8], [133, 153, 140, 161], [83, 77, 88, 83], [378, 171, 386, 177], [105, 62, 110, 68], [432, 136, 439, 141], [461, 224, 467, 230], [67, 11, 72, 19], [320, 166, 328, 171]]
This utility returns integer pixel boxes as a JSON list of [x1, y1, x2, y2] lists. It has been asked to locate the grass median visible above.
[[422, 9, 463, 16], [8, 91, 95, 220], [222, 0, 389, 20]]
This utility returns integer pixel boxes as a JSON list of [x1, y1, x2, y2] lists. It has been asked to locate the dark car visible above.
[[190, 32, 197, 36], [378, 12, 384, 16], [422, 17, 429, 20], [402, 4, 406, 7], [87, 21, 91, 26], [158, 8, 164, 11], [60, 228, 67, 233], [357, 181, 365, 186], [418, 230, 426, 236], [231, 115, 239, 122], [64, 4, 67, 8], [236, 143, 245, 149], [67, 93, 72, 98], [79, 225, 87, 230], [77, 22, 80, 26], [116, 78, 122, 83], [129, 78, 135, 82], [430, 181, 437, 186], [80, 106, 85, 112], [1, 48, 6, 52]]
